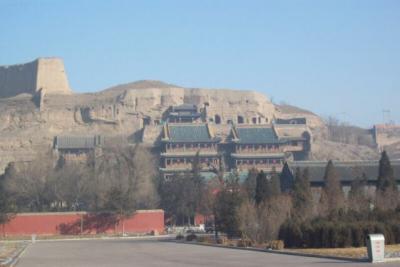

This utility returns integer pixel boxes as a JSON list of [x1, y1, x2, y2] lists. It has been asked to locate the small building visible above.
[[230, 125, 285, 172], [167, 104, 202, 123], [160, 123, 221, 176], [274, 124, 311, 160], [289, 160, 400, 186], [53, 135, 103, 162], [288, 160, 400, 198]]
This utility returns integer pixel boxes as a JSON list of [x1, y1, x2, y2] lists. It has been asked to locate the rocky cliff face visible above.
[[0, 58, 381, 174]]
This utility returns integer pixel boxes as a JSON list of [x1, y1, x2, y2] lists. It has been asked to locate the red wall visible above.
[[2, 210, 164, 236]]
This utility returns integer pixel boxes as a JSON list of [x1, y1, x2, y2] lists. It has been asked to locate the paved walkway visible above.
[[16, 239, 398, 267]]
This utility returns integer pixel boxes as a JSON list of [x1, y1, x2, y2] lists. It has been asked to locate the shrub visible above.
[[351, 223, 364, 247], [197, 235, 213, 243], [150, 230, 159, 236], [186, 233, 197, 241], [391, 223, 400, 243], [269, 240, 284, 250], [237, 239, 253, 247], [279, 219, 303, 248], [216, 236, 228, 245], [279, 215, 400, 249]]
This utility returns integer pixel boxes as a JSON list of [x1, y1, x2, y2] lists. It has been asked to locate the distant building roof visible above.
[[274, 125, 310, 142], [164, 124, 219, 143], [233, 126, 281, 144], [275, 118, 307, 125], [172, 104, 197, 112], [288, 160, 400, 184], [169, 111, 201, 118], [54, 135, 103, 150]]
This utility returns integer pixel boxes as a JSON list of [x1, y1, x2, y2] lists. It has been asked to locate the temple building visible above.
[[160, 123, 221, 176], [274, 124, 311, 160], [166, 104, 202, 123], [53, 135, 103, 162], [230, 125, 286, 172]]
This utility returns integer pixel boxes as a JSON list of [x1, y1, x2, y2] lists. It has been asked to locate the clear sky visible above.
[[1, 0, 399, 127]]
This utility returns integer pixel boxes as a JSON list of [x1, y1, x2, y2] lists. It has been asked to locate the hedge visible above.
[[279, 219, 400, 248]]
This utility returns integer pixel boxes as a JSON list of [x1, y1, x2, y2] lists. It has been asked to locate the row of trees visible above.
[[278, 151, 400, 248], [1, 142, 398, 248], [209, 151, 400, 247], [0, 144, 159, 225]]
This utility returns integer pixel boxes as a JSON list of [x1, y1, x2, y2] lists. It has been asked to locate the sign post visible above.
[[367, 234, 385, 263]]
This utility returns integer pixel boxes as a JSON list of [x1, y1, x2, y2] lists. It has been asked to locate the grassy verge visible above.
[[288, 244, 400, 259], [192, 235, 400, 260], [0, 241, 26, 266]]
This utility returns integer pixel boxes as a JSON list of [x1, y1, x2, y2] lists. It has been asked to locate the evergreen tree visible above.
[[243, 168, 258, 200], [214, 172, 244, 237], [190, 152, 206, 216], [255, 171, 268, 205], [0, 173, 13, 225], [377, 151, 397, 192], [292, 167, 313, 221], [320, 160, 345, 216], [280, 162, 294, 193], [376, 151, 399, 210], [268, 167, 281, 198]]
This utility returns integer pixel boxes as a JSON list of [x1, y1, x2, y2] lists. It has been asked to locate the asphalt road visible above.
[[16, 239, 399, 267]]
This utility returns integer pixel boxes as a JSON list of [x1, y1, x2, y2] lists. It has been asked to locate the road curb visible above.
[[174, 240, 369, 263], [30, 234, 175, 243]]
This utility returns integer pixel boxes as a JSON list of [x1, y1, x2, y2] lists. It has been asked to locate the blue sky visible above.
[[1, 0, 399, 127]]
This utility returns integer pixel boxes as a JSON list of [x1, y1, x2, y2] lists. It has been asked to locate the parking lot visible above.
[[16, 239, 398, 267]]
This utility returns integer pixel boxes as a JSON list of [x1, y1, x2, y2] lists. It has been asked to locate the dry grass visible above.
[[289, 244, 400, 259], [0, 242, 23, 262]]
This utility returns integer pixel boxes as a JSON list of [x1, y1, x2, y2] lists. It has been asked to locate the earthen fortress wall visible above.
[[0, 58, 71, 98]]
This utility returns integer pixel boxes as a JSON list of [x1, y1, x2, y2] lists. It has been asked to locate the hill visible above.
[[0, 58, 384, 174]]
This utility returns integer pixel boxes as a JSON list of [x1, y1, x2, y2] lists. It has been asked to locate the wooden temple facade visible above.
[[166, 104, 202, 123], [230, 126, 286, 172], [160, 123, 221, 174], [157, 104, 312, 176]]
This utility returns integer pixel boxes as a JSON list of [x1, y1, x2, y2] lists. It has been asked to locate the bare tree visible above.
[[4, 150, 55, 212], [49, 163, 90, 211], [347, 173, 370, 213], [258, 194, 292, 242], [238, 194, 292, 244], [92, 143, 159, 234], [237, 198, 260, 242]]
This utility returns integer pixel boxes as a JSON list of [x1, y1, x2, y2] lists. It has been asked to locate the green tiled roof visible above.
[[235, 127, 280, 144], [289, 160, 400, 184], [168, 124, 212, 142]]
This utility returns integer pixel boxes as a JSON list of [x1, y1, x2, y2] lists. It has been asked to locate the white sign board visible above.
[[367, 234, 385, 263]]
